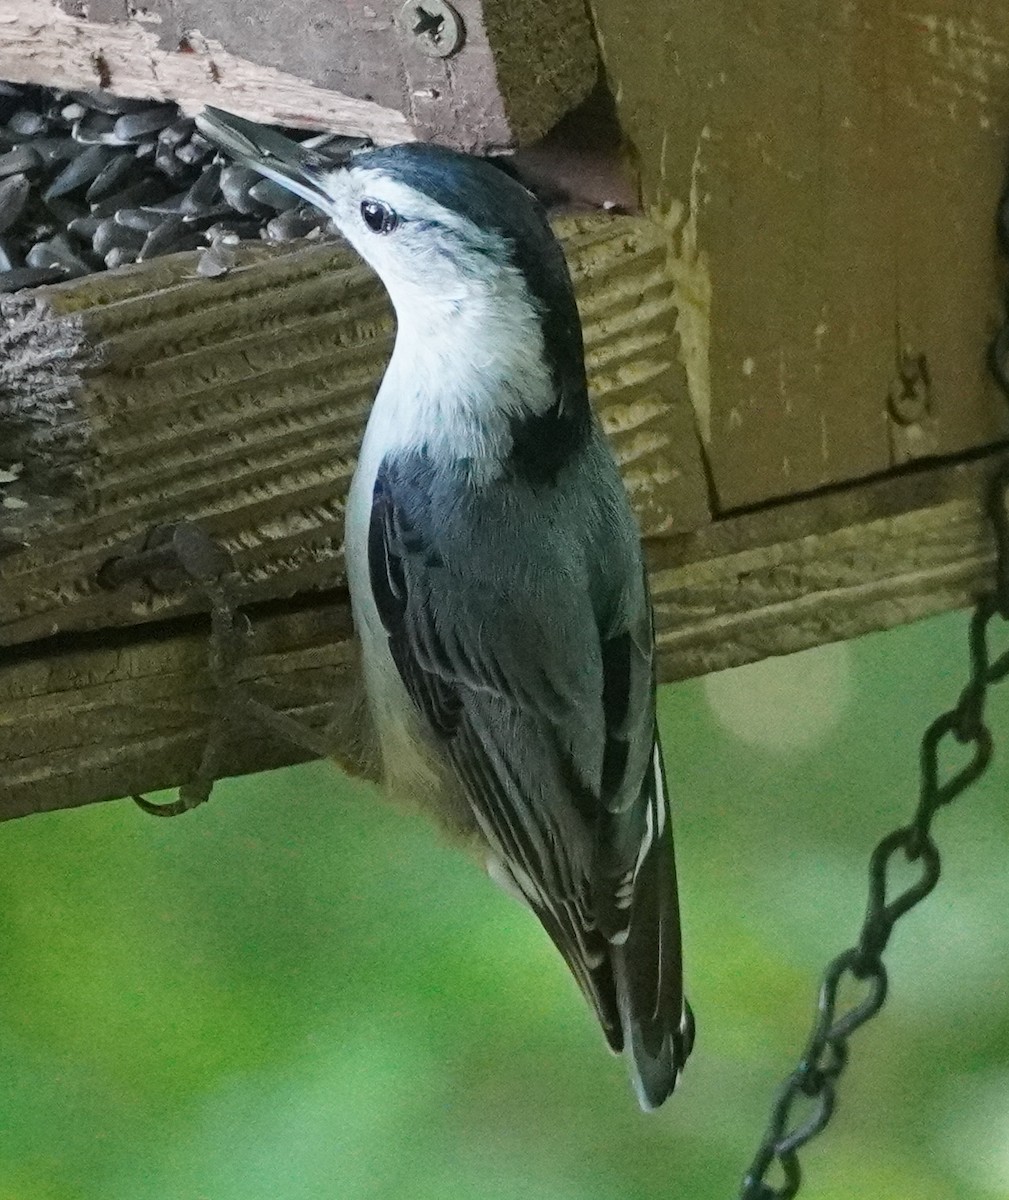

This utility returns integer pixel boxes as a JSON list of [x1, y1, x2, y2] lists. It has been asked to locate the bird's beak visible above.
[[196, 107, 348, 209]]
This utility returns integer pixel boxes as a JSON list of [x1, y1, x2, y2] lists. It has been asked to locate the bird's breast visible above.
[[344, 421, 474, 836]]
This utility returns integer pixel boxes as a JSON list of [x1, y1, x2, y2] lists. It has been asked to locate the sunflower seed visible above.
[[0, 236, 21, 270], [44, 143, 115, 199], [174, 140, 212, 167], [299, 132, 370, 160], [22, 213, 57, 243], [0, 83, 338, 288], [7, 109, 48, 137], [25, 240, 61, 269], [43, 195, 86, 228], [158, 118, 195, 150], [27, 233, 92, 276], [136, 191, 189, 215], [68, 90, 154, 115], [207, 216, 268, 242], [0, 174, 30, 234], [181, 205, 234, 231], [93, 216, 145, 257], [85, 152, 134, 202], [90, 177, 164, 217], [0, 266, 66, 291], [113, 105, 178, 142], [220, 164, 268, 214], [50, 232, 94, 271], [68, 214, 101, 241], [114, 207, 164, 233], [248, 178, 299, 212], [72, 111, 122, 145], [264, 207, 326, 242], [181, 162, 221, 214], [141, 226, 204, 260], [104, 245, 139, 270], [138, 213, 185, 257], [0, 146, 42, 178], [299, 132, 337, 150], [30, 137, 78, 167], [155, 144, 190, 182], [196, 240, 237, 277]]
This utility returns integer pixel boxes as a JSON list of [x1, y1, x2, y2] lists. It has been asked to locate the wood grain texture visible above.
[[0, 215, 711, 649], [0, 0, 413, 144], [2, 453, 1001, 821], [649, 455, 1001, 678], [590, 0, 1009, 510], [0, 599, 368, 820], [5, 0, 597, 151]]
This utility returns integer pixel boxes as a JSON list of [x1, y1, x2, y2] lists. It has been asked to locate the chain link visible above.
[[739, 461, 1009, 1199]]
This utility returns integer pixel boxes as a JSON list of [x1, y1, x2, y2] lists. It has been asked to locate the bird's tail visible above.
[[610, 753, 694, 1111]]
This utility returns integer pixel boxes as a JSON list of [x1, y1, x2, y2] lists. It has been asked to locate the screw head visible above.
[[887, 352, 930, 426], [399, 0, 465, 58]]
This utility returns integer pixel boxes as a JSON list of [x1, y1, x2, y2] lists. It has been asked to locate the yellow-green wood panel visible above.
[[591, 0, 1009, 510]]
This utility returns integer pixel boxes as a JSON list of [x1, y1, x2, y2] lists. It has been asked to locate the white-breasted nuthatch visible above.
[[197, 108, 694, 1110]]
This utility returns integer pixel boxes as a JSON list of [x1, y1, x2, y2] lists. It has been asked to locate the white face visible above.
[[307, 164, 514, 316], [298, 160, 556, 466]]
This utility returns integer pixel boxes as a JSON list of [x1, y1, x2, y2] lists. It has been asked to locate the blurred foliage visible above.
[[3, 610, 1009, 1199]]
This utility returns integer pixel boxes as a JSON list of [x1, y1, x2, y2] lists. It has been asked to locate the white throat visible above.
[[367, 267, 556, 476]]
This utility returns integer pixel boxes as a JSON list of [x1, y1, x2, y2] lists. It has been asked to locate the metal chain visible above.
[[739, 460, 1009, 1199]]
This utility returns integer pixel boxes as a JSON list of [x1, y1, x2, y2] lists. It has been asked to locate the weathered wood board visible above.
[[0, 0, 598, 151], [3, 452, 1001, 821], [590, 0, 1009, 510], [0, 215, 710, 649]]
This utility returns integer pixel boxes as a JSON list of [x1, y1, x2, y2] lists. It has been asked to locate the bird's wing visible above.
[[368, 459, 691, 1104]]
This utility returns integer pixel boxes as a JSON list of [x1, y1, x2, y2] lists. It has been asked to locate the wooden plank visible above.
[[889, 4, 1009, 464], [648, 455, 1001, 677], [0, 0, 413, 145], [590, 0, 1009, 509], [0, 599, 370, 821], [2, 452, 1002, 822], [1, 0, 598, 151], [0, 215, 711, 649]]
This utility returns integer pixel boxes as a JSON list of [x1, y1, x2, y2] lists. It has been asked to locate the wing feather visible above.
[[367, 456, 690, 1105]]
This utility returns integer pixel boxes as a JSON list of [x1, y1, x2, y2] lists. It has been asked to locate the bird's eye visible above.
[[360, 199, 398, 234]]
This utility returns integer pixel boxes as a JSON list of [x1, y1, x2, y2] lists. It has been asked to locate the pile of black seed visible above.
[[0, 82, 359, 291]]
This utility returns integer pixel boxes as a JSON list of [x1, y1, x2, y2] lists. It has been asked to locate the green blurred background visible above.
[[3, 610, 1008, 1199]]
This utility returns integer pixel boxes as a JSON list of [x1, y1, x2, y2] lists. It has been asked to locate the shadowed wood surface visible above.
[[0, 214, 710, 649], [2, 0, 597, 151], [2, 452, 1002, 821]]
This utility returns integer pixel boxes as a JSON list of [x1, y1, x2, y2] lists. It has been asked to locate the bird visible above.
[[196, 107, 694, 1110]]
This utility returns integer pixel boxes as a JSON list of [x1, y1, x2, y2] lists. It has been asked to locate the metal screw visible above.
[[399, 0, 465, 58], [887, 351, 930, 426]]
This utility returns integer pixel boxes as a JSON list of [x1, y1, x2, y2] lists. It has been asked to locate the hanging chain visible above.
[[739, 461, 1009, 1199]]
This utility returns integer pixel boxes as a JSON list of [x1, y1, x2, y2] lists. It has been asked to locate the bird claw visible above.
[[98, 521, 252, 816]]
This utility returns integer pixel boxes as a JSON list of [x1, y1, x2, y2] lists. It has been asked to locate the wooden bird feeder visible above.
[[3, 0, 1009, 821]]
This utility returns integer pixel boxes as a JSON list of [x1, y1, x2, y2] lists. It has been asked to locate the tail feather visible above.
[[536, 898, 624, 1054], [610, 792, 692, 1110]]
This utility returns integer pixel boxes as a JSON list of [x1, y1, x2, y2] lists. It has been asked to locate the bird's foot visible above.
[[98, 521, 331, 816]]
